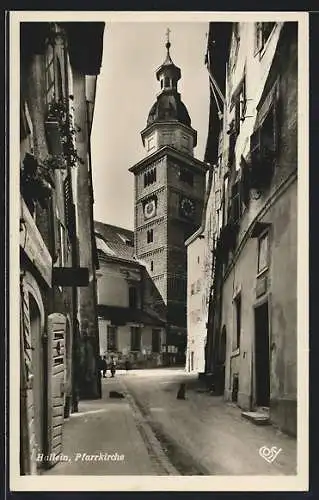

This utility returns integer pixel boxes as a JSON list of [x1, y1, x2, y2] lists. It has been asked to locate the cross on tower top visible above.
[[166, 27, 171, 43], [165, 27, 171, 50]]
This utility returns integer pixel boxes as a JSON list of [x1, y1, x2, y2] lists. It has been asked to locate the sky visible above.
[[91, 22, 210, 230]]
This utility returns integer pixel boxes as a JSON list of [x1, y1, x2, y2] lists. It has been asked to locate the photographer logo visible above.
[[259, 445, 282, 464]]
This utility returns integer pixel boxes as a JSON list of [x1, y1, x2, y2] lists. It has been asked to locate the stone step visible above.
[[241, 411, 270, 425]]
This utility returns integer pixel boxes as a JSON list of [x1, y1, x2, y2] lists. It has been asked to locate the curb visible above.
[[119, 378, 179, 476]]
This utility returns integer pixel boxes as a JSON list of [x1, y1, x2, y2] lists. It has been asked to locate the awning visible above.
[[97, 305, 165, 327]]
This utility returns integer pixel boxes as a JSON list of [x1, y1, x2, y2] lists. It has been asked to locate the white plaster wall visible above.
[[98, 318, 108, 355], [186, 236, 206, 373], [143, 124, 194, 156], [96, 260, 141, 308]]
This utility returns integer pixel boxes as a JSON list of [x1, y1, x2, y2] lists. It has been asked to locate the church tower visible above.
[[129, 31, 208, 359]]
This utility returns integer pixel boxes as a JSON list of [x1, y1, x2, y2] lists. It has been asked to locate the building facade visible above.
[[19, 21, 104, 475], [129, 36, 208, 363], [185, 23, 232, 378], [94, 222, 166, 368], [188, 22, 298, 436]]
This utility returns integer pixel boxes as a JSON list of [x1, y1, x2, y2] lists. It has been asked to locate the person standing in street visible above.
[[110, 356, 116, 378], [101, 356, 107, 378]]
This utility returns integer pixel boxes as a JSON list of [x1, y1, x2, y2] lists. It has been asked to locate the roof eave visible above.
[[129, 145, 209, 175]]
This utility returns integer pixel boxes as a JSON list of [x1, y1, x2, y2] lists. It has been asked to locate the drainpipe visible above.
[[62, 39, 80, 412], [86, 92, 101, 398]]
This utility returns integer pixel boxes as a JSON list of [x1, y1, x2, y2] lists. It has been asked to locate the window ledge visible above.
[[231, 348, 240, 358]]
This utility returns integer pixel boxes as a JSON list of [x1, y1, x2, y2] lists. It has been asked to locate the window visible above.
[[255, 22, 276, 55], [257, 232, 269, 273], [197, 256, 200, 264], [164, 77, 170, 88], [152, 329, 161, 353], [217, 208, 222, 234], [129, 287, 137, 308], [107, 326, 117, 352], [151, 261, 154, 272], [191, 283, 195, 296], [233, 76, 247, 136], [130, 327, 141, 351], [144, 168, 156, 188], [59, 223, 66, 266], [196, 279, 201, 293], [180, 168, 194, 186], [56, 57, 64, 101], [147, 229, 154, 243], [161, 79, 164, 89], [229, 181, 241, 223], [234, 294, 241, 349], [250, 103, 277, 186], [45, 43, 55, 105], [223, 176, 229, 225], [181, 135, 190, 151]]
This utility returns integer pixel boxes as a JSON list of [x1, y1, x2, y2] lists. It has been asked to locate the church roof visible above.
[[94, 221, 136, 263], [146, 32, 191, 129], [147, 92, 191, 127]]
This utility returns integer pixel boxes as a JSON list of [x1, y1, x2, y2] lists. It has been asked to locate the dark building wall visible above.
[[72, 68, 100, 399], [20, 23, 77, 472]]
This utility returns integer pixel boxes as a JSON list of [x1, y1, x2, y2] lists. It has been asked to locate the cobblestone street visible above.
[[44, 368, 296, 476]]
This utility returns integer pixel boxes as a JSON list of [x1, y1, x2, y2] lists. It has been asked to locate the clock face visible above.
[[144, 199, 156, 220], [180, 197, 195, 219]]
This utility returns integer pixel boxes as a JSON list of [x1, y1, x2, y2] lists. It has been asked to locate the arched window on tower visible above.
[[161, 79, 164, 89], [164, 77, 170, 88]]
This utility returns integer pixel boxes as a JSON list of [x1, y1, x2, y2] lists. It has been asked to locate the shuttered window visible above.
[[130, 327, 141, 351], [107, 326, 117, 352]]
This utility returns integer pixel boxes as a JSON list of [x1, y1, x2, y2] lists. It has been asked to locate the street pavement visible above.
[[122, 368, 297, 476], [43, 374, 175, 475], [43, 368, 297, 476]]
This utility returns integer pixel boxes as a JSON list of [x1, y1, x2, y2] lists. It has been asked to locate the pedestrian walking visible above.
[[110, 356, 116, 378], [101, 356, 107, 378]]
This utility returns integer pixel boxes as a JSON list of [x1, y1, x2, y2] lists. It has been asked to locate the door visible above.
[[254, 302, 270, 407], [191, 351, 194, 372], [29, 295, 44, 462], [47, 313, 67, 458], [20, 284, 37, 474]]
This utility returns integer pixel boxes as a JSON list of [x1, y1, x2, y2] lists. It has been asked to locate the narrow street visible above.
[[44, 368, 296, 476]]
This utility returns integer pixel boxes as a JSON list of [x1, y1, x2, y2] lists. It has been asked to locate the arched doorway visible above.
[[29, 293, 44, 460]]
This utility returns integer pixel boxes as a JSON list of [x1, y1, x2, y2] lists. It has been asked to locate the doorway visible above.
[[254, 301, 270, 407], [190, 351, 194, 372], [29, 294, 44, 459]]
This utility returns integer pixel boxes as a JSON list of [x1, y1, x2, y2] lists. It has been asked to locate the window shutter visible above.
[[47, 313, 67, 460], [250, 128, 261, 160]]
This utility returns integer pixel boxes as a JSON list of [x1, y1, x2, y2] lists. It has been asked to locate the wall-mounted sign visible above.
[[52, 267, 89, 287]]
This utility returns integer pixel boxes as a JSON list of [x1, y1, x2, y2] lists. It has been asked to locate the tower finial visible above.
[[165, 27, 171, 50]]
